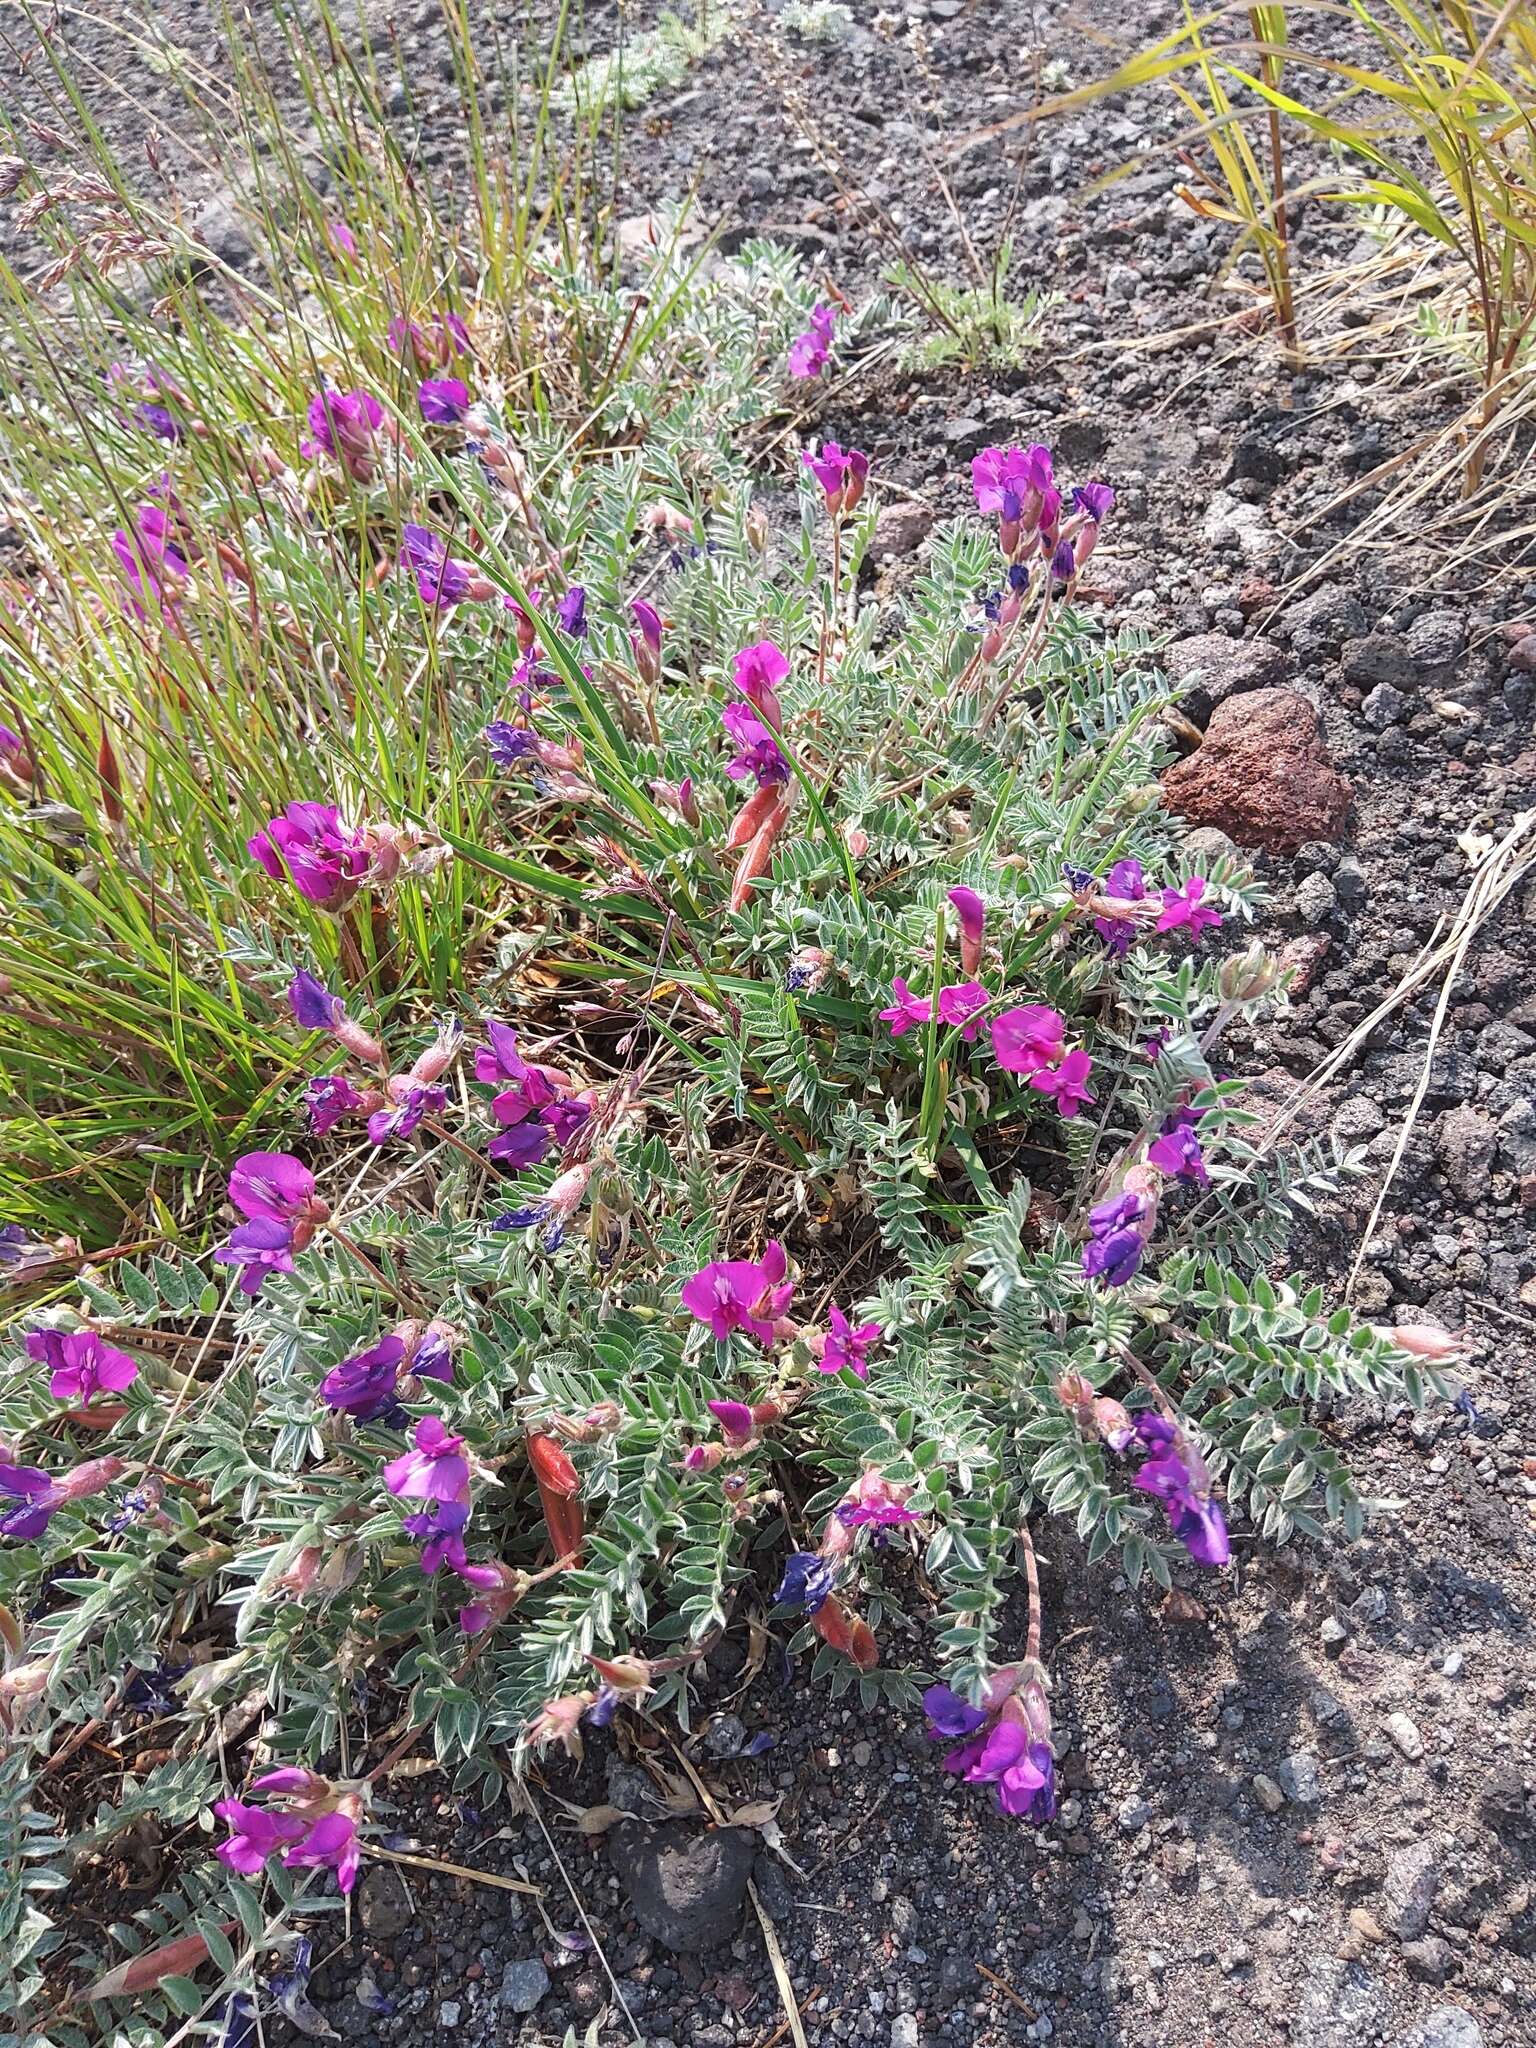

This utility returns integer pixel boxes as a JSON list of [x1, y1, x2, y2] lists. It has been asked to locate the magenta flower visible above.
[[382, 1415, 469, 1504], [631, 598, 664, 686], [328, 220, 358, 261], [732, 641, 790, 730], [229, 1151, 318, 1231], [947, 886, 986, 975], [924, 1671, 1057, 1823], [25, 1329, 138, 1405], [400, 523, 478, 608], [722, 701, 789, 786], [707, 1398, 756, 1445], [418, 377, 469, 424], [301, 387, 385, 481], [214, 1798, 306, 1876], [787, 302, 835, 379], [681, 1241, 793, 1348], [405, 1497, 472, 1574], [879, 976, 933, 1038], [1028, 1048, 1096, 1118], [389, 311, 470, 367], [248, 802, 372, 909], [990, 1004, 1064, 1075], [281, 1810, 361, 1895], [971, 444, 1053, 527], [1070, 481, 1115, 568], [320, 1336, 407, 1420], [112, 503, 191, 618], [1156, 877, 1223, 938], [802, 441, 869, 515], [937, 980, 992, 1042], [817, 1305, 881, 1380], [1131, 1413, 1230, 1567], [476, 1021, 554, 1093]]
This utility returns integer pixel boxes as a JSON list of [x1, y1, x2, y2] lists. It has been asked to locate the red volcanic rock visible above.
[[1161, 687, 1352, 853]]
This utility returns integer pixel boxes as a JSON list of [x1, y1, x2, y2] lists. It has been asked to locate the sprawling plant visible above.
[[0, 206, 1455, 2034]]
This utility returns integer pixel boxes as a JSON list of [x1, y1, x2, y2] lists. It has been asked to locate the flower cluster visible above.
[[924, 1663, 1057, 1822], [476, 1020, 593, 1172], [319, 1318, 455, 1425]]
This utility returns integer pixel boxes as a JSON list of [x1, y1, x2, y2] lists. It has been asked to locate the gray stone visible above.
[[1401, 1935, 1453, 1984], [1390, 2009, 1483, 2048], [1437, 1106, 1496, 1200], [607, 1819, 755, 1951], [1292, 1954, 1386, 2048], [1296, 871, 1337, 926], [1320, 1616, 1350, 1654], [1277, 1749, 1323, 1805], [1495, 1097, 1536, 1174], [1288, 586, 1369, 663], [499, 1959, 550, 2013], [1406, 610, 1466, 673], [357, 1865, 414, 1939], [1181, 824, 1242, 869], [194, 193, 256, 269], [1333, 854, 1368, 909], [1343, 632, 1410, 689], [1166, 632, 1288, 722], [1333, 1096, 1386, 1142], [1363, 680, 1407, 728], [890, 2018, 921, 2048], [1382, 1839, 1440, 1938]]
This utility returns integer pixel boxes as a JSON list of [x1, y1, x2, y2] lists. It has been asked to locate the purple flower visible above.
[[214, 1216, 297, 1296], [556, 586, 587, 638], [320, 1336, 407, 1420], [818, 1304, 881, 1380], [418, 377, 469, 424], [367, 1084, 444, 1146], [382, 1415, 469, 1505], [680, 1241, 793, 1348], [1156, 877, 1223, 938], [1094, 857, 1146, 955], [721, 701, 789, 787], [1081, 1189, 1151, 1287], [543, 1095, 593, 1149], [305, 1073, 368, 1135], [488, 1120, 553, 1170], [1028, 1048, 1096, 1119], [301, 388, 385, 480], [922, 1684, 989, 1740], [248, 803, 372, 909], [484, 721, 536, 766], [389, 311, 470, 366], [947, 887, 986, 973], [1049, 538, 1076, 581], [214, 1798, 306, 1877], [774, 1551, 838, 1613], [25, 1329, 138, 1405], [631, 598, 663, 653], [1147, 1120, 1209, 1187], [1131, 1413, 1230, 1567], [990, 1004, 1064, 1076], [732, 641, 790, 729], [937, 980, 992, 1042], [1073, 482, 1115, 523], [0, 1460, 61, 1540], [413, 1328, 455, 1384], [405, 1497, 471, 1574], [289, 970, 342, 1031], [400, 523, 476, 608], [282, 1810, 361, 1894], [787, 302, 835, 379], [879, 976, 932, 1038]]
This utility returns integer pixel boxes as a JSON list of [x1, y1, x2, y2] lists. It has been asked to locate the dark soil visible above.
[[8, 2, 1535, 2045]]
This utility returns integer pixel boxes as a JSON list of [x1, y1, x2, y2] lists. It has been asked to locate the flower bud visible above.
[[1217, 942, 1282, 1004], [746, 505, 771, 554], [1372, 1322, 1463, 1362]]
